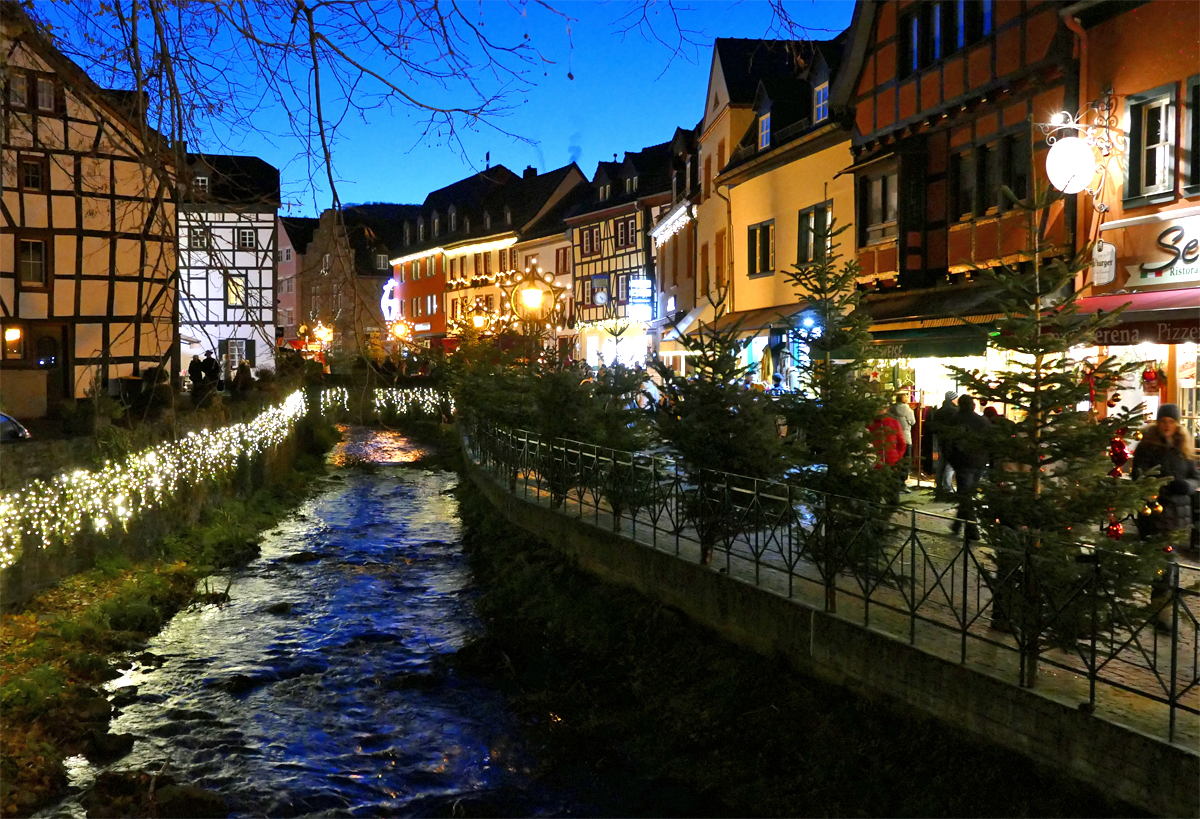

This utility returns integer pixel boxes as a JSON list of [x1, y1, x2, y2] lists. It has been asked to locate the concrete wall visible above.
[[465, 458, 1200, 818]]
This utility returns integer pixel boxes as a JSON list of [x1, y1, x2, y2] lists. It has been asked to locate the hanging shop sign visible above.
[[1092, 240, 1117, 286]]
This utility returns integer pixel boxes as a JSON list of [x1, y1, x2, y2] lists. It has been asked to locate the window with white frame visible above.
[[35, 77, 54, 111], [189, 227, 210, 249], [376, 254, 389, 270], [237, 228, 256, 249], [797, 201, 831, 264], [1186, 75, 1199, 197], [814, 83, 829, 122], [282, 307, 294, 326], [283, 277, 295, 294], [1126, 84, 1177, 204], [862, 170, 899, 244], [747, 220, 775, 276], [194, 176, 209, 192], [283, 247, 292, 262], [227, 339, 247, 368], [758, 112, 771, 150], [9, 74, 27, 107]]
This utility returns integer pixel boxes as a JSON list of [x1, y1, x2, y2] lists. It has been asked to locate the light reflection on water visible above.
[[37, 427, 570, 819]]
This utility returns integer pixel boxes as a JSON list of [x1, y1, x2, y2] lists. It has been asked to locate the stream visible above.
[[37, 427, 596, 818]]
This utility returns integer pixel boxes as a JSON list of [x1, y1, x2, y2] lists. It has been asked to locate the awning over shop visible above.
[[851, 283, 1004, 359], [690, 302, 808, 337], [1075, 289, 1199, 345]]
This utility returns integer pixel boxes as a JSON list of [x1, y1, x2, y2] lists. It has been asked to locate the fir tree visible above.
[[648, 289, 788, 564], [779, 223, 898, 610], [944, 185, 1166, 677]]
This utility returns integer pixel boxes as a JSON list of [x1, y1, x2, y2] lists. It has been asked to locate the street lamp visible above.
[[389, 320, 411, 342], [1037, 91, 1118, 212], [312, 321, 334, 347]]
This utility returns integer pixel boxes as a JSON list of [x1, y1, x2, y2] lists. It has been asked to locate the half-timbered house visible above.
[[567, 141, 674, 367], [177, 154, 280, 378], [1, 2, 176, 418]]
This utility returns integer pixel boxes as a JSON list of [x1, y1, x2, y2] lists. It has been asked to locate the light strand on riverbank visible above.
[[321, 387, 349, 417], [0, 391, 308, 571], [374, 387, 454, 418]]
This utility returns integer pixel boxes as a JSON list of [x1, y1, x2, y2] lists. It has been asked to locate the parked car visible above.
[[0, 412, 31, 442]]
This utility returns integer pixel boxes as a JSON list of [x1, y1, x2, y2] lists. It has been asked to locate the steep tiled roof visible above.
[[571, 138, 676, 219], [714, 38, 806, 105]]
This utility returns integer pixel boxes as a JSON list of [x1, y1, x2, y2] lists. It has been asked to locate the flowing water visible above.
[[39, 427, 594, 818]]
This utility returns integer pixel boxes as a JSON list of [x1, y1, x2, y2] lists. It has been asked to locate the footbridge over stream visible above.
[[461, 423, 1200, 818]]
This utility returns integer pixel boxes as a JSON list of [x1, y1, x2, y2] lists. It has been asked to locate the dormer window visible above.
[[418, 218, 425, 242], [632, 176, 638, 192], [600, 184, 610, 201], [433, 211, 440, 237], [449, 206, 457, 231], [625, 178, 632, 194], [504, 206, 512, 226], [464, 215, 471, 232], [685, 159, 691, 190], [814, 83, 829, 122], [484, 211, 492, 230], [758, 113, 771, 150], [194, 176, 209, 192], [403, 223, 411, 246]]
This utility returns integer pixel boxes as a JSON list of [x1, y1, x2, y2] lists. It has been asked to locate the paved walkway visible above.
[[471, 447, 1199, 751]]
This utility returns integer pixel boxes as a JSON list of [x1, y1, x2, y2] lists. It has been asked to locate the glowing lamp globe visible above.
[[1046, 137, 1096, 195], [471, 313, 488, 330], [4, 327, 21, 342], [520, 286, 545, 310]]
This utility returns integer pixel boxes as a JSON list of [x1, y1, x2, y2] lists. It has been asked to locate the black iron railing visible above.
[[465, 421, 1199, 744]]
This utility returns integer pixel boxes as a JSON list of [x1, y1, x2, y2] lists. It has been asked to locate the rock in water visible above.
[[109, 685, 139, 708], [264, 601, 293, 615], [87, 730, 135, 761]]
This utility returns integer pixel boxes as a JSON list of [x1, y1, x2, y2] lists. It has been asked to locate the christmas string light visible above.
[[321, 387, 349, 416], [0, 391, 308, 570], [374, 387, 454, 418]]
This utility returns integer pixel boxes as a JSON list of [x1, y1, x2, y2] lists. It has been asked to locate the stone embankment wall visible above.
[[465, 458, 1200, 819]]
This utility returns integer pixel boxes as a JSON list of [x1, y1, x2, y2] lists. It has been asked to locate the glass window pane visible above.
[[36, 78, 54, 110], [10, 74, 27, 106], [885, 173, 898, 222], [1145, 105, 1163, 146], [870, 178, 883, 225], [1145, 146, 1160, 188]]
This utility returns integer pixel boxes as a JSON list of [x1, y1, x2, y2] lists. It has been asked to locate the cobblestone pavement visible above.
[[482, 457, 1199, 751]]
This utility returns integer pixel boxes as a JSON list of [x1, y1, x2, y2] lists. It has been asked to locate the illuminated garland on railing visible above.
[[374, 387, 454, 418], [0, 391, 308, 570]]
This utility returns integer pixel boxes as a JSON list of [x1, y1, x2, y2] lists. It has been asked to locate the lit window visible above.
[[19, 240, 46, 284], [195, 176, 209, 192], [4, 326, 25, 359], [35, 77, 54, 111], [237, 228, 256, 249], [814, 83, 829, 122], [226, 275, 247, 306], [758, 113, 771, 150], [666, 296, 677, 313]]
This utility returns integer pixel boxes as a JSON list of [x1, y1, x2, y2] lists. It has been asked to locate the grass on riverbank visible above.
[[0, 421, 338, 818], [455, 475, 1145, 818]]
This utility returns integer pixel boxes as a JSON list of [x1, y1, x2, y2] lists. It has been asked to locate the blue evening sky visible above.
[[46, 1, 855, 215]]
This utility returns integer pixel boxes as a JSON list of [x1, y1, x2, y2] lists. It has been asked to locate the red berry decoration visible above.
[[1105, 516, 1123, 540]]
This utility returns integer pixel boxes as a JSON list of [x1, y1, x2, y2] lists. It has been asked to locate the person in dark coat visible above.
[[946, 395, 991, 541], [232, 359, 253, 399], [929, 390, 960, 494], [201, 350, 220, 384], [187, 355, 204, 393], [1133, 404, 1199, 629]]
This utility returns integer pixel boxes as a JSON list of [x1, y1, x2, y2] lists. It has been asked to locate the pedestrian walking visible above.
[[201, 350, 220, 386], [1133, 404, 1199, 629], [946, 395, 990, 541], [232, 358, 253, 399], [867, 408, 905, 468], [768, 373, 786, 396], [929, 390, 960, 495]]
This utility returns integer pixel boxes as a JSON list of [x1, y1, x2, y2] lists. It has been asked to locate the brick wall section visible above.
[[465, 458, 1200, 818]]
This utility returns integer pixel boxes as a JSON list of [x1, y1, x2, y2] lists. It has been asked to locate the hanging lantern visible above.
[[1045, 136, 1097, 194]]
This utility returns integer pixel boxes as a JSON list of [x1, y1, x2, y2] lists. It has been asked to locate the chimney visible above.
[[523, 165, 537, 179]]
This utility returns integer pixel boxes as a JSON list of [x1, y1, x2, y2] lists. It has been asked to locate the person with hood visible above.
[[929, 390, 960, 494], [187, 355, 205, 394]]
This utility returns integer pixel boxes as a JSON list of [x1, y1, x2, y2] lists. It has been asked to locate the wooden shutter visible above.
[[245, 339, 257, 367]]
